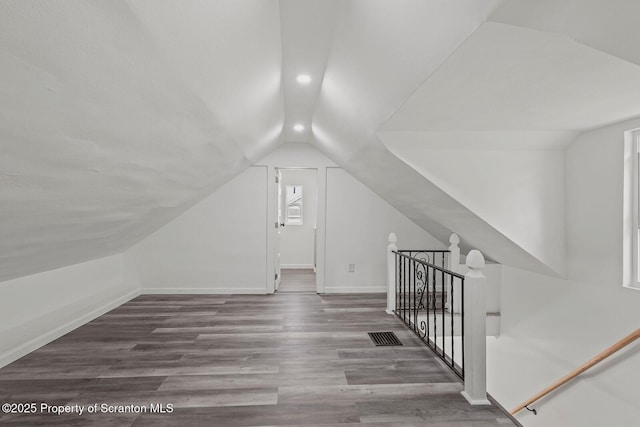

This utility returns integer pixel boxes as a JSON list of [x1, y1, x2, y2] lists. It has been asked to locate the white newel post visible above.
[[386, 233, 397, 314], [447, 233, 461, 313], [461, 249, 490, 405]]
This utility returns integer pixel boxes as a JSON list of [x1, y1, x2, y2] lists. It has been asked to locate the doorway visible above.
[[278, 269, 316, 292], [275, 168, 318, 293]]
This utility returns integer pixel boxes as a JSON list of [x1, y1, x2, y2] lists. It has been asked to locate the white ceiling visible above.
[[491, 0, 640, 68], [279, 0, 339, 144], [381, 22, 640, 134], [312, 0, 502, 160], [2, 0, 640, 281]]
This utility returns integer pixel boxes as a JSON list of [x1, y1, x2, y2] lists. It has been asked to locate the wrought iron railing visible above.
[[394, 250, 465, 378], [396, 250, 449, 270]]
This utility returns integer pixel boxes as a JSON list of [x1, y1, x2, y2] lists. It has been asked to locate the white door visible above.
[[274, 169, 283, 291]]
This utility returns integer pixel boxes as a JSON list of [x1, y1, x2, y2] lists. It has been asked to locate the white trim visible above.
[[0, 289, 140, 369], [461, 391, 491, 406], [623, 129, 640, 289], [258, 164, 271, 294], [269, 166, 325, 294], [323, 286, 387, 294], [316, 167, 329, 294], [280, 264, 315, 269], [141, 288, 267, 295], [266, 166, 277, 294]]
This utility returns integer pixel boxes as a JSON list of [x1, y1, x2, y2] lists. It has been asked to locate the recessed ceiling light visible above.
[[293, 124, 305, 132], [296, 74, 312, 84]]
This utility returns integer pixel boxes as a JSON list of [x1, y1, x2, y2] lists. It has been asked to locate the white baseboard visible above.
[[323, 286, 386, 294], [280, 264, 315, 269], [461, 391, 491, 406], [0, 289, 140, 369], [142, 287, 267, 295]]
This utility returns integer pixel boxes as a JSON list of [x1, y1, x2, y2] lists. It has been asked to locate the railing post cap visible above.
[[388, 233, 397, 243], [466, 250, 485, 270], [449, 233, 460, 245]]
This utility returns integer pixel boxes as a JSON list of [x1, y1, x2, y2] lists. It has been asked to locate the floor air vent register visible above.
[[368, 331, 403, 346]]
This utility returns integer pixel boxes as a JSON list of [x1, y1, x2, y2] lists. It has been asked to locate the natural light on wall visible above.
[[285, 184, 303, 225], [623, 128, 640, 289]]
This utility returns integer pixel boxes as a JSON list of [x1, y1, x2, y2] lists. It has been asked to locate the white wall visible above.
[[487, 117, 640, 427], [257, 143, 445, 293], [128, 166, 268, 293], [127, 142, 446, 296], [325, 167, 445, 292], [384, 146, 566, 276], [0, 254, 138, 368], [483, 263, 502, 314], [279, 168, 318, 268], [259, 143, 338, 169], [489, 266, 640, 427], [257, 143, 337, 292], [565, 119, 639, 285]]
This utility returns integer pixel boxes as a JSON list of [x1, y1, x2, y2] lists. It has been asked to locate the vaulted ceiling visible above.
[[2, 0, 640, 282]]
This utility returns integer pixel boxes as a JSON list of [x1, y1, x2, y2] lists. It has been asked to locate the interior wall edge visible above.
[[0, 288, 140, 369], [322, 286, 387, 294], [140, 288, 267, 295], [280, 264, 315, 269]]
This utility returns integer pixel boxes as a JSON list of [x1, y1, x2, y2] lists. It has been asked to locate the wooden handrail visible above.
[[512, 327, 640, 415]]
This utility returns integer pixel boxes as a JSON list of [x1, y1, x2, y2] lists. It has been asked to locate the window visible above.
[[285, 185, 303, 225], [623, 129, 640, 289]]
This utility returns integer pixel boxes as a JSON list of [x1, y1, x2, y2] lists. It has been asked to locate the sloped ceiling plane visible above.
[[2, 0, 640, 281]]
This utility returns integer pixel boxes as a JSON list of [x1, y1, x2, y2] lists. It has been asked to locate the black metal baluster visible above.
[[451, 275, 455, 372], [396, 254, 400, 318], [411, 259, 417, 333], [402, 254, 405, 321], [461, 276, 465, 379], [398, 254, 403, 321], [425, 265, 430, 346], [394, 253, 398, 315], [409, 257, 413, 328], [401, 255, 404, 322], [441, 268, 445, 360], [400, 255, 403, 322], [396, 253, 400, 315], [396, 255, 400, 315], [432, 264, 437, 353], [390, 251, 463, 380], [442, 251, 447, 354], [404, 256, 408, 325]]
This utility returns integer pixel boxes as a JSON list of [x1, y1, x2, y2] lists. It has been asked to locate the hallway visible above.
[[277, 269, 316, 293], [0, 293, 514, 426]]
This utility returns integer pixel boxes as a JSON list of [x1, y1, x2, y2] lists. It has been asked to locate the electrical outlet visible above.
[[348, 263, 355, 272]]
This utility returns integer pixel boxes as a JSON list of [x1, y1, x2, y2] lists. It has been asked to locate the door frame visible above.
[[266, 166, 326, 294]]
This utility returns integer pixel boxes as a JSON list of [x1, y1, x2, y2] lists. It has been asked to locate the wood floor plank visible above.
[[0, 290, 515, 426], [158, 370, 348, 391], [131, 403, 361, 427], [277, 269, 317, 293], [277, 382, 464, 405]]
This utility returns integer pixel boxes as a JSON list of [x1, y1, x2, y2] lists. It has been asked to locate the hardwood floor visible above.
[[0, 292, 515, 426], [277, 269, 316, 293]]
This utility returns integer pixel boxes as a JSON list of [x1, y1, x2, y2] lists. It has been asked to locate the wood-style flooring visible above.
[[277, 269, 316, 293], [0, 291, 515, 426]]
